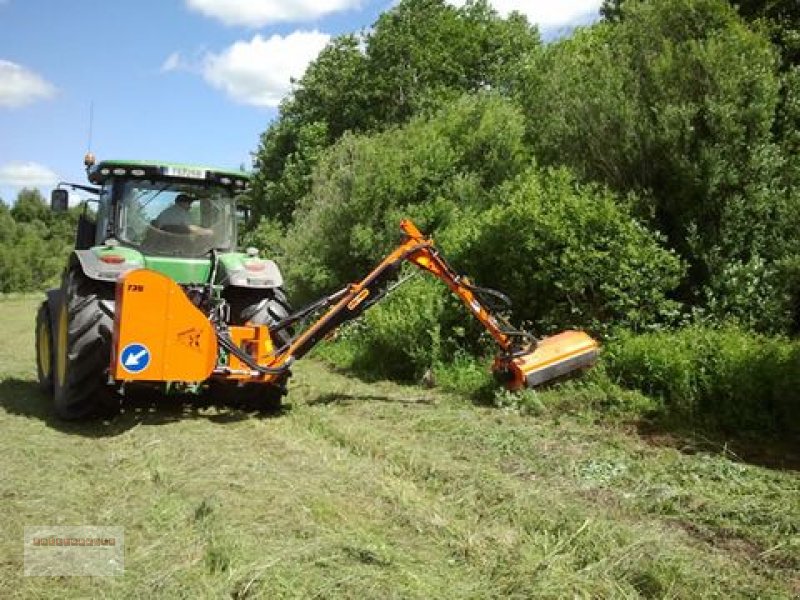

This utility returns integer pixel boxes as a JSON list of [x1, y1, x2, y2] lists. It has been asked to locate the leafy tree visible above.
[[250, 119, 329, 225], [279, 94, 531, 301], [289, 35, 373, 140], [0, 200, 14, 246], [600, 0, 624, 21], [735, 0, 800, 67], [10, 188, 50, 224], [602, 0, 799, 68], [517, 0, 789, 320], [249, 0, 540, 224], [0, 188, 79, 293], [364, 0, 538, 125]]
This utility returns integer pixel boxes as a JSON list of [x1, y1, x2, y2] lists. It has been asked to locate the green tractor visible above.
[[35, 155, 292, 419]]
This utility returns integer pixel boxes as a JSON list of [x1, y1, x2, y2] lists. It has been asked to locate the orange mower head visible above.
[[493, 330, 599, 390]]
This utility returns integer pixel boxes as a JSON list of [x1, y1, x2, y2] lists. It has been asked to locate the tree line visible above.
[[0, 189, 79, 293]]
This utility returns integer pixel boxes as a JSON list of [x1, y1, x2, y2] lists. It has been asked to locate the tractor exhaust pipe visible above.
[[493, 330, 599, 390]]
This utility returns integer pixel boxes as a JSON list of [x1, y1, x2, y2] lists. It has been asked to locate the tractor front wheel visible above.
[[53, 270, 117, 420], [236, 287, 293, 349]]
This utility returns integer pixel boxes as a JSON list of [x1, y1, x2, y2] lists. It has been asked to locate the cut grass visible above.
[[0, 295, 798, 598]]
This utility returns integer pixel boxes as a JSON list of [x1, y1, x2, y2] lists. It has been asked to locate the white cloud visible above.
[[186, 0, 363, 27], [0, 60, 56, 108], [447, 0, 601, 29], [161, 52, 185, 73], [202, 31, 330, 107], [0, 161, 59, 187]]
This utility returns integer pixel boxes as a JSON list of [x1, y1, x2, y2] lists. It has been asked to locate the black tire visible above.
[[215, 287, 294, 411], [53, 270, 117, 420], [226, 286, 294, 349], [35, 301, 54, 394]]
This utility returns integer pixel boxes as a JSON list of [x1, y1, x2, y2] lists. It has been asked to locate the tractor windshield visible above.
[[117, 179, 237, 257]]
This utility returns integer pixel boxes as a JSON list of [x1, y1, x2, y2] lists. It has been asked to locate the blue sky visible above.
[[0, 0, 601, 205]]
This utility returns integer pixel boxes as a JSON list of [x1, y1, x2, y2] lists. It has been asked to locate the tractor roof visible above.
[[88, 159, 251, 188]]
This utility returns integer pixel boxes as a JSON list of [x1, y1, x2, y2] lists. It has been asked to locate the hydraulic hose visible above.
[[217, 332, 294, 375]]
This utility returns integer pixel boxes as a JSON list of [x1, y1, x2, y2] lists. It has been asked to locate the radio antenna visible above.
[[84, 102, 96, 169], [87, 101, 94, 152]]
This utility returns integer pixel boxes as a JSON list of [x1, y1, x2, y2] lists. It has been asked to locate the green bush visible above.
[[516, 0, 795, 327], [446, 167, 685, 335], [606, 326, 800, 434], [701, 255, 794, 334], [322, 276, 448, 381], [280, 93, 530, 303], [239, 217, 287, 264]]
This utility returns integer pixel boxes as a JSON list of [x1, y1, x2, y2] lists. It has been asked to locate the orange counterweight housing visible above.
[[111, 269, 218, 382], [224, 324, 274, 381], [493, 330, 599, 391]]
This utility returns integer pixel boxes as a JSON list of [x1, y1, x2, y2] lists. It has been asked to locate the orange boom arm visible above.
[[112, 220, 598, 391]]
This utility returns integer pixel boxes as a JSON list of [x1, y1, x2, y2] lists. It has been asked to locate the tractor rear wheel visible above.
[[53, 270, 117, 420], [35, 301, 54, 393]]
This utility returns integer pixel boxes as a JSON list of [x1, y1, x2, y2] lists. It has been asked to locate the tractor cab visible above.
[[53, 159, 249, 258], [114, 177, 238, 257]]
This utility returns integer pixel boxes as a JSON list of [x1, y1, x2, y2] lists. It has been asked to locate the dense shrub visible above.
[[516, 0, 795, 326], [701, 255, 794, 333], [446, 167, 685, 335], [319, 276, 451, 381], [606, 326, 800, 434], [280, 94, 530, 303]]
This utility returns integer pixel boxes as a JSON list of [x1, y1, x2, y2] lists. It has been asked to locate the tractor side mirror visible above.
[[50, 189, 69, 212]]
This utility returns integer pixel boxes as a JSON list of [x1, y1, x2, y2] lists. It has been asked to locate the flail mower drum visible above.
[[492, 331, 599, 390]]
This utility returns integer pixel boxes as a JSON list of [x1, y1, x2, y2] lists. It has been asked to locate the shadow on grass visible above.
[[308, 390, 435, 406], [634, 418, 800, 472], [316, 360, 496, 405], [0, 378, 290, 438], [322, 360, 408, 385]]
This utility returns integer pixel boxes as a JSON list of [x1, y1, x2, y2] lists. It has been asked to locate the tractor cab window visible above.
[[95, 185, 112, 244], [117, 179, 236, 256]]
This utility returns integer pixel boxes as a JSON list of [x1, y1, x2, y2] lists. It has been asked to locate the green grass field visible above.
[[0, 295, 798, 598]]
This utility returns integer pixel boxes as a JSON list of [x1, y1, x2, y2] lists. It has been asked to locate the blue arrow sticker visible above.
[[120, 343, 151, 374]]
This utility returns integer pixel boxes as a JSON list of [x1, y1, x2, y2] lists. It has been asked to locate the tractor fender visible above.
[[65, 252, 117, 315], [223, 258, 284, 290], [70, 249, 139, 284]]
